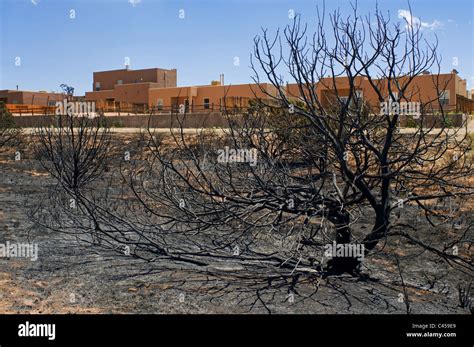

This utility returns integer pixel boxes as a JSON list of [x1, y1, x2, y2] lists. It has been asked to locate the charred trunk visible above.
[[325, 209, 361, 275], [363, 211, 389, 254]]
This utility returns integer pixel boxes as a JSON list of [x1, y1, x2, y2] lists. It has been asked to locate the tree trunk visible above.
[[325, 210, 360, 274], [363, 212, 389, 254]]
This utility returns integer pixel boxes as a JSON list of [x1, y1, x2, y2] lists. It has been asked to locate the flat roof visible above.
[[0, 89, 62, 94], [93, 67, 176, 74], [148, 82, 269, 91]]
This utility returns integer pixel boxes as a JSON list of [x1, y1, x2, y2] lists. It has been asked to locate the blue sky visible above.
[[1, 0, 473, 95]]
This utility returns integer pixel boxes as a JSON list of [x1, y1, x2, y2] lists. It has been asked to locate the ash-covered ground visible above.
[[0, 135, 472, 314]]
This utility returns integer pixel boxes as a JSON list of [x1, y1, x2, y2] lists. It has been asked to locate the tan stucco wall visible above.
[[148, 83, 278, 108], [287, 73, 461, 111], [0, 90, 63, 105], [93, 68, 177, 91]]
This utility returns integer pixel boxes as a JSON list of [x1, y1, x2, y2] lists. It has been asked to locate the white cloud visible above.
[[31, 0, 38, 5], [128, 0, 141, 6], [398, 9, 442, 30]]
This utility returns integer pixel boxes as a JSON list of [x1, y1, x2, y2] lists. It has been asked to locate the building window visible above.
[[117, 80, 123, 85], [203, 98, 210, 109], [157, 99, 163, 110], [95, 82, 101, 91], [440, 90, 450, 105]]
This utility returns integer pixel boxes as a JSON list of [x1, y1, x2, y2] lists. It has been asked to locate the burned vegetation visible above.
[[5, 4, 472, 313]]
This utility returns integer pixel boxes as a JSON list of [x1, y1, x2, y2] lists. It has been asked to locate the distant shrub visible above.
[[112, 120, 124, 128], [0, 104, 16, 129], [441, 115, 454, 128], [405, 116, 418, 128]]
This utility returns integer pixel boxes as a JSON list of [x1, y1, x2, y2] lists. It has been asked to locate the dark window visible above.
[[440, 90, 450, 105], [204, 98, 210, 109]]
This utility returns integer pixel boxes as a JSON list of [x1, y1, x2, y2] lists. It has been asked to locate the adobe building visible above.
[[286, 70, 474, 113], [85, 67, 279, 112], [85, 67, 473, 114], [147, 83, 279, 112], [0, 89, 63, 106], [85, 67, 177, 110]]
